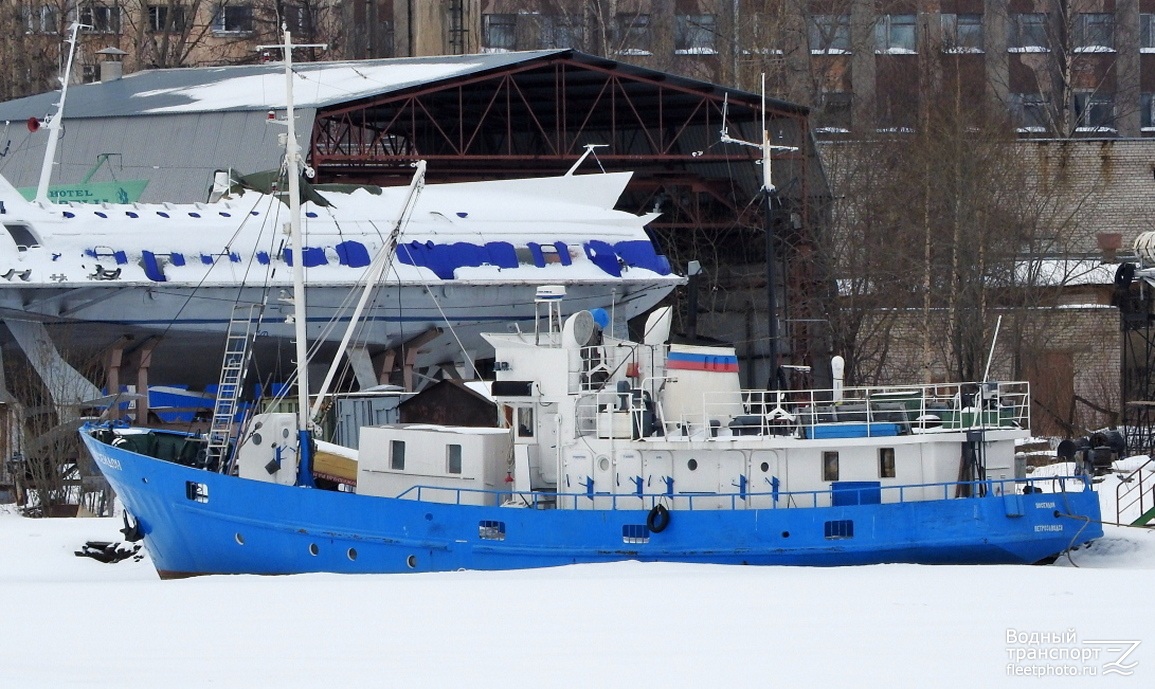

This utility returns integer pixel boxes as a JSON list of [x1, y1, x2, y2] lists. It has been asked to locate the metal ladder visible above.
[[206, 303, 264, 471]]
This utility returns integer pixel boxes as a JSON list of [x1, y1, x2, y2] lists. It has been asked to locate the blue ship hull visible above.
[[80, 430, 1104, 576]]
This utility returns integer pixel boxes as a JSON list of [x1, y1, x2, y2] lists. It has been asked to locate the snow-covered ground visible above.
[[2, 467, 1154, 688]]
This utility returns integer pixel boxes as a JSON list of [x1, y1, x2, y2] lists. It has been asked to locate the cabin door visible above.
[[642, 451, 674, 506], [750, 451, 782, 509]]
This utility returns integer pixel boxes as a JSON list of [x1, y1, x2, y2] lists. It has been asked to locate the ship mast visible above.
[[34, 22, 83, 205], [720, 74, 796, 390], [260, 28, 325, 486]]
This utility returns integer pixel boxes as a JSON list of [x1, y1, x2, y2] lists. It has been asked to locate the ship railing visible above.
[[574, 381, 666, 439], [685, 380, 1031, 439], [570, 343, 648, 393], [392, 474, 1087, 511], [1115, 456, 1155, 525]]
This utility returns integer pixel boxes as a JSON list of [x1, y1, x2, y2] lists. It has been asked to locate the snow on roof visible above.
[[1016, 258, 1117, 287], [0, 51, 565, 119]]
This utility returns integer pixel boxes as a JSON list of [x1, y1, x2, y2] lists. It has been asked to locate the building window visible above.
[[81, 63, 99, 83], [1143, 14, 1155, 52], [1013, 93, 1050, 133], [615, 13, 651, 55], [1074, 13, 1114, 52], [1142, 93, 1155, 130], [148, 5, 187, 33], [816, 91, 852, 133], [23, 5, 58, 34], [80, 3, 120, 34], [1074, 92, 1114, 131], [541, 15, 583, 49], [822, 451, 839, 482], [879, 448, 896, 478], [941, 13, 982, 53], [390, 440, 405, 471], [282, 2, 312, 35], [446, 444, 462, 474], [1010, 13, 1048, 52], [213, 3, 253, 33], [675, 14, 716, 54], [875, 14, 916, 53], [808, 14, 850, 54], [482, 13, 516, 51]]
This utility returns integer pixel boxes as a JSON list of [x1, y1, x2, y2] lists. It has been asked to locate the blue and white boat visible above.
[[79, 298, 1103, 576], [78, 31, 1101, 577]]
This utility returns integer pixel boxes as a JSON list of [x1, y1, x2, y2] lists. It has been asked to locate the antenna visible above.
[[718, 73, 799, 391], [718, 80, 796, 194]]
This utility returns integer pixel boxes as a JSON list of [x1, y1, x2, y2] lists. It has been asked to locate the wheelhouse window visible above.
[[875, 14, 916, 53], [1010, 13, 1048, 52], [80, 3, 120, 34], [482, 13, 516, 51], [879, 448, 896, 478], [447, 444, 462, 475], [822, 451, 839, 482], [941, 13, 982, 52], [809, 14, 850, 54], [3, 223, 41, 250], [516, 407, 534, 438], [213, 2, 253, 34], [1074, 13, 1114, 52], [675, 14, 716, 54], [390, 440, 406, 470]]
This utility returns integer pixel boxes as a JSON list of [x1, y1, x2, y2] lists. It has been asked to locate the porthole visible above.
[[308, 543, 319, 556], [688, 458, 698, 471], [188, 212, 201, 218], [781, 531, 790, 538], [252, 432, 262, 446], [282, 427, 291, 439], [157, 212, 169, 218], [406, 555, 417, 569], [760, 462, 769, 472], [347, 548, 357, 561], [235, 533, 245, 545], [597, 456, 610, 471]]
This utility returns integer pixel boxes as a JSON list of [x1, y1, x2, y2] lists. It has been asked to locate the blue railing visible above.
[[391, 474, 1090, 511]]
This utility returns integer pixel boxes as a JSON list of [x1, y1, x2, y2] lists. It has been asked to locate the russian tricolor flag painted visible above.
[[667, 351, 739, 373]]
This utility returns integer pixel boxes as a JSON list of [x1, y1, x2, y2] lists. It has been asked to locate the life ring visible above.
[[646, 504, 670, 533]]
